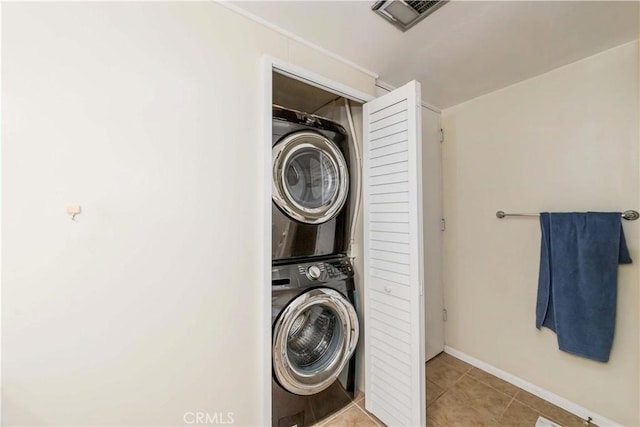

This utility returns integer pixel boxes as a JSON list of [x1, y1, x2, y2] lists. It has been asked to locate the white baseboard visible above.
[[443, 346, 622, 427]]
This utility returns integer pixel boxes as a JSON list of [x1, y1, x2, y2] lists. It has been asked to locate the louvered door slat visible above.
[[369, 182, 409, 195], [370, 289, 411, 311], [370, 368, 412, 401], [372, 351, 411, 377], [370, 161, 410, 177], [371, 150, 409, 166], [370, 99, 406, 122], [370, 336, 411, 364], [370, 202, 410, 213], [370, 308, 411, 334], [370, 131, 408, 150], [372, 353, 412, 381], [371, 140, 409, 158], [370, 122, 409, 140], [370, 275, 412, 301], [364, 81, 425, 426], [369, 393, 411, 426], [370, 110, 409, 131]]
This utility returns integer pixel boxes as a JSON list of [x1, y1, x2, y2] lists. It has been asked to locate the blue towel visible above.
[[536, 212, 632, 362]]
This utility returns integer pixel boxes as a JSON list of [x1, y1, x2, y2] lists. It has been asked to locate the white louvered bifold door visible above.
[[363, 81, 425, 426]]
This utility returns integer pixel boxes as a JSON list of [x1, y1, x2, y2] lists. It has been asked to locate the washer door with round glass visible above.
[[273, 288, 359, 396], [273, 131, 349, 225]]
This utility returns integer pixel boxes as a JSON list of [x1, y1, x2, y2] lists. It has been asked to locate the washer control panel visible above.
[[326, 260, 352, 279], [294, 258, 352, 284], [273, 256, 353, 290], [297, 263, 326, 279], [306, 265, 322, 280]]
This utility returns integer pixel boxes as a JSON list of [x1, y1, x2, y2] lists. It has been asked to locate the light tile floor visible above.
[[314, 393, 384, 427], [317, 352, 595, 427]]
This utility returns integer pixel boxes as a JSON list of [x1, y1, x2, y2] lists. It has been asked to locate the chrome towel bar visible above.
[[496, 210, 640, 221]]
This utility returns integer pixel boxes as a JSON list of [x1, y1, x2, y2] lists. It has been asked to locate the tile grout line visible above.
[[429, 356, 513, 397], [430, 354, 590, 427], [461, 371, 521, 423], [429, 357, 521, 423], [354, 401, 384, 427], [437, 354, 524, 400], [497, 394, 518, 422], [428, 355, 473, 378], [510, 391, 548, 419], [435, 357, 474, 377], [429, 369, 517, 424], [511, 402, 568, 426], [444, 355, 590, 426], [465, 370, 521, 401], [469, 374, 516, 397], [426, 368, 469, 410], [450, 371, 470, 388], [510, 391, 580, 426], [428, 387, 448, 409], [316, 401, 359, 427]]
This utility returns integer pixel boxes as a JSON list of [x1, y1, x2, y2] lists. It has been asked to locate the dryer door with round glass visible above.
[[272, 288, 359, 396], [273, 132, 349, 225]]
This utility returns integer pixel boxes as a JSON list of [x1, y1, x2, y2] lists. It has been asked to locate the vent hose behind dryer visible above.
[[344, 98, 362, 259]]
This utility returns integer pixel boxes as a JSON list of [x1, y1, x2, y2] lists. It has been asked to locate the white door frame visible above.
[[261, 55, 374, 425]]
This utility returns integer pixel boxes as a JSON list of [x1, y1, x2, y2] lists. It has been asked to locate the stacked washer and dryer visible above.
[[271, 105, 360, 427]]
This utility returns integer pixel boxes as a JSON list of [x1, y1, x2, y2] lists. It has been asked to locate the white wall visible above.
[[442, 41, 639, 425], [1, 2, 375, 425]]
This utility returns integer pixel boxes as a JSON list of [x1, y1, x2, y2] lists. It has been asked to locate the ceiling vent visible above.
[[372, 0, 447, 32]]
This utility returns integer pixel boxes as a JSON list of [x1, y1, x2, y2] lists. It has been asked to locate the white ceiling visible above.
[[231, 1, 638, 109]]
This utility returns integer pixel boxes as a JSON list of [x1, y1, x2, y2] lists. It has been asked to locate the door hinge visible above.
[[440, 128, 444, 143], [442, 309, 448, 322], [440, 218, 446, 231]]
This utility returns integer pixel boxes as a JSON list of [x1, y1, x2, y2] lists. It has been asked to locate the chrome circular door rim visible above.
[[272, 132, 349, 224], [273, 288, 359, 396]]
